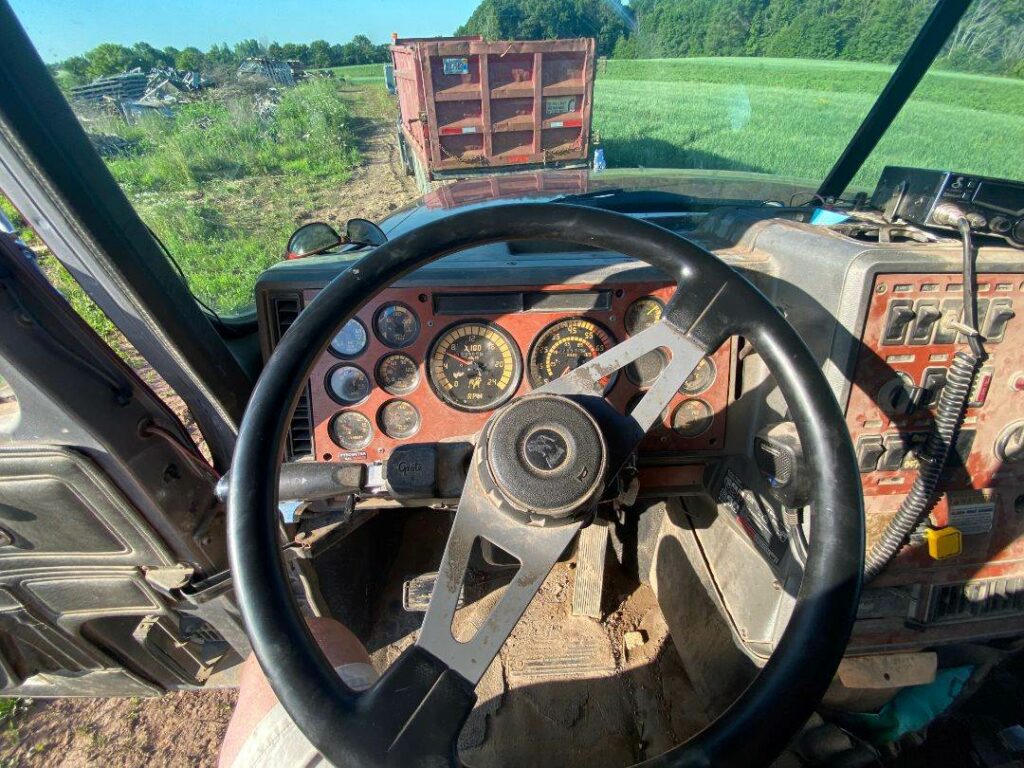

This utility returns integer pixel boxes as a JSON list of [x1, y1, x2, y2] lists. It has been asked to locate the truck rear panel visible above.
[[391, 36, 595, 180]]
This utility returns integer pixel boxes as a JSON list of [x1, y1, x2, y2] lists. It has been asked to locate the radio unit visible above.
[[872, 166, 1024, 247]]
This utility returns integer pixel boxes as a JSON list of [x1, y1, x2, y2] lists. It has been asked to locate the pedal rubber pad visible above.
[[572, 518, 609, 618], [402, 571, 464, 612]]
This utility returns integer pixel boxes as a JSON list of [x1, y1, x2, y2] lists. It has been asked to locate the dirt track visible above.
[[0, 111, 419, 768]]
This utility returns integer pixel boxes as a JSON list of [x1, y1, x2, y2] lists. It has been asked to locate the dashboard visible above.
[[256, 200, 1024, 656], [301, 281, 733, 465]]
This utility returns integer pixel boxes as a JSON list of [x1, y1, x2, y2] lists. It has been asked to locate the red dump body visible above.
[[390, 35, 596, 180]]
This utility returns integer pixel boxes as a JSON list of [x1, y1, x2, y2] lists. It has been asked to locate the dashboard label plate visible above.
[[947, 490, 996, 536]]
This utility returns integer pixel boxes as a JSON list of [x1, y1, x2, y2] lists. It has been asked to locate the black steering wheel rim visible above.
[[228, 203, 864, 767]]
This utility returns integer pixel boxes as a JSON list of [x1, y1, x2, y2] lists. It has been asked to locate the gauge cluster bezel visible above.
[[302, 283, 733, 463]]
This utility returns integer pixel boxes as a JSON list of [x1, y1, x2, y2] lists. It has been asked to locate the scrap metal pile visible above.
[[70, 66, 215, 120]]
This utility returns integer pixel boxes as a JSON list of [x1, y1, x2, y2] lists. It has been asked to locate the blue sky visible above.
[[10, 0, 481, 62]]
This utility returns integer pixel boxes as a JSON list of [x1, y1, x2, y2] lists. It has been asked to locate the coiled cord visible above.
[[863, 213, 985, 582], [863, 350, 979, 581]]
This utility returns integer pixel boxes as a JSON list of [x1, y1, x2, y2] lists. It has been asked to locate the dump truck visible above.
[[390, 35, 596, 188]]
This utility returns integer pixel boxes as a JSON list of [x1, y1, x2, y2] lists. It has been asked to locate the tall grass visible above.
[[105, 79, 360, 193], [87, 79, 363, 313]]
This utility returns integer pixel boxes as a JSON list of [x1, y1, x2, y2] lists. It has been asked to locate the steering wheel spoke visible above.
[[536, 318, 706, 461], [416, 468, 583, 684]]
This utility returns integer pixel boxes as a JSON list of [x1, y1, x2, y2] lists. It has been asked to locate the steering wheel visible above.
[[228, 203, 864, 767]]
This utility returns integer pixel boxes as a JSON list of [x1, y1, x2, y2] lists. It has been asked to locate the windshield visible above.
[[4, 0, 1024, 319]]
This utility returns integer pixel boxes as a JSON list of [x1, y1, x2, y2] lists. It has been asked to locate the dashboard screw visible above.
[[876, 284, 887, 294]]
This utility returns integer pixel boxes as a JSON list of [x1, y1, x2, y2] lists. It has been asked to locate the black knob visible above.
[[1012, 218, 1024, 245]]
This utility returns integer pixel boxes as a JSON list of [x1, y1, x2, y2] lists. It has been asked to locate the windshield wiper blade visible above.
[[552, 188, 758, 213]]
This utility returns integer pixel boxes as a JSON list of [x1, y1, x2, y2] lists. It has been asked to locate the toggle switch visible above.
[[910, 300, 942, 344], [982, 298, 1015, 342], [883, 299, 916, 345]]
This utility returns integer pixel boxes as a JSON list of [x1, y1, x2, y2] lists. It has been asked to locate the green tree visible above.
[[457, 0, 632, 57], [234, 39, 264, 60], [308, 40, 333, 69], [175, 46, 206, 71], [86, 43, 136, 77], [131, 41, 172, 69]]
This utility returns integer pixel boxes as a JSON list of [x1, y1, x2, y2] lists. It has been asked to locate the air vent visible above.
[[270, 294, 302, 345], [928, 578, 1024, 623], [269, 293, 313, 460], [288, 386, 314, 459]]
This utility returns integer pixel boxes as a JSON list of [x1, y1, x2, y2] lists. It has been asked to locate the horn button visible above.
[[480, 394, 607, 520]]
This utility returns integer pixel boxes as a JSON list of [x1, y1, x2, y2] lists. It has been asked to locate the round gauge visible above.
[[379, 399, 421, 439], [326, 365, 370, 405], [679, 357, 717, 395], [330, 411, 373, 450], [626, 348, 668, 389], [376, 353, 420, 395], [329, 319, 367, 358], [428, 322, 522, 412], [625, 297, 665, 336], [528, 318, 617, 392], [375, 303, 420, 348], [672, 399, 714, 438]]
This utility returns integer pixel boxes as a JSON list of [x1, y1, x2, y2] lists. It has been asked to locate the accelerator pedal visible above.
[[402, 571, 465, 612], [572, 518, 609, 618]]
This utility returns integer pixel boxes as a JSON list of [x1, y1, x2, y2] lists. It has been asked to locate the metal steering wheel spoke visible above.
[[535, 317, 707, 451], [415, 468, 583, 685]]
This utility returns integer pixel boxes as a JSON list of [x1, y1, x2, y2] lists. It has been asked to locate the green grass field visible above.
[[594, 58, 1024, 190], [322, 63, 387, 83]]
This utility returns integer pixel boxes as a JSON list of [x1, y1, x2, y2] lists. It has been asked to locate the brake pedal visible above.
[[402, 571, 465, 612], [572, 518, 609, 618]]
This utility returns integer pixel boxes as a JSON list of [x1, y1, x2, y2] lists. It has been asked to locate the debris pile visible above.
[[70, 72, 148, 103], [88, 133, 138, 158], [70, 67, 215, 122], [236, 58, 298, 87], [71, 67, 213, 104]]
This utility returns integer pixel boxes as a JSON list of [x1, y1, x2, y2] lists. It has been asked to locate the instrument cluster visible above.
[[303, 283, 733, 463]]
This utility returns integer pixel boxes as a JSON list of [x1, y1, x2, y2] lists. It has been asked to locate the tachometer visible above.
[[428, 322, 521, 412], [528, 318, 616, 392]]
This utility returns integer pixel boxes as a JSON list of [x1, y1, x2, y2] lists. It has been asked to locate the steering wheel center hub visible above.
[[482, 394, 606, 519]]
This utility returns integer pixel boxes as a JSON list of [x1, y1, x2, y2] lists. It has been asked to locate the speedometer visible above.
[[428, 322, 521, 412], [528, 318, 616, 392]]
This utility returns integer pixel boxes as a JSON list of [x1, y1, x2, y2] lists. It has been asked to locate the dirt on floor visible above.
[[2, 691, 238, 767], [1, 108, 420, 768]]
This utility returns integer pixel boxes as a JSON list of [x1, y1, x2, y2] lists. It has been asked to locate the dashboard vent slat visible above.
[[269, 293, 313, 460], [928, 578, 1024, 623]]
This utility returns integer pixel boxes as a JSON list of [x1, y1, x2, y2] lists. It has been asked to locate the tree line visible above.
[[457, 0, 1024, 77], [48, 0, 1024, 86], [52, 35, 390, 85]]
